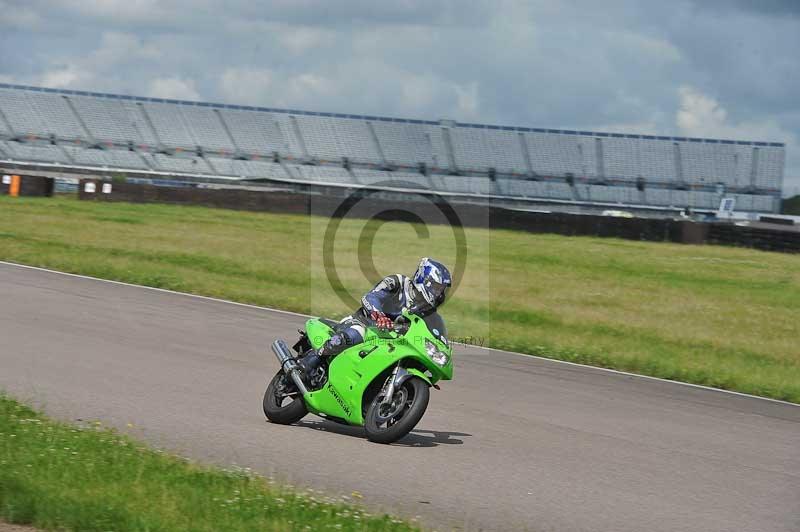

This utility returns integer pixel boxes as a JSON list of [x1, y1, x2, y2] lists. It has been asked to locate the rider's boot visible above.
[[299, 325, 364, 380], [298, 335, 342, 377]]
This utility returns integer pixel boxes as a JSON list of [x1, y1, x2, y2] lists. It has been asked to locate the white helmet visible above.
[[413, 257, 452, 307]]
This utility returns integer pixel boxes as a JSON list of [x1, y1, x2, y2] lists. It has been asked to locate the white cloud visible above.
[[25, 63, 98, 89], [55, 0, 172, 23], [2, 30, 171, 95], [677, 85, 793, 143], [454, 81, 479, 119], [676, 86, 729, 136], [219, 68, 274, 105], [0, 2, 43, 29], [222, 70, 334, 109], [677, 86, 799, 195], [613, 31, 682, 63], [263, 72, 334, 109], [277, 25, 335, 55], [286, 73, 330, 97], [221, 67, 384, 111], [147, 77, 199, 100], [89, 32, 161, 66], [40, 67, 84, 88]]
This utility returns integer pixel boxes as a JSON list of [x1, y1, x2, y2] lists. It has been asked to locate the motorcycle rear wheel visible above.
[[263, 371, 307, 424], [365, 377, 429, 444]]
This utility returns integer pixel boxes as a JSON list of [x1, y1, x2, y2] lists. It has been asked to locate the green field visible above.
[[1, 196, 798, 402], [0, 394, 416, 531]]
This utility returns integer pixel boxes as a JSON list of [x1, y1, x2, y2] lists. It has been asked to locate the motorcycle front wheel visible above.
[[364, 377, 429, 444], [263, 371, 307, 425]]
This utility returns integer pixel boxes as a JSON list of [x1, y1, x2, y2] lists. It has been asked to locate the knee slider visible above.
[[342, 328, 363, 345], [322, 332, 349, 356]]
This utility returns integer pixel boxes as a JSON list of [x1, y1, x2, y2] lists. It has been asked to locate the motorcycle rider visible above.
[[299, 257, 452, 378]]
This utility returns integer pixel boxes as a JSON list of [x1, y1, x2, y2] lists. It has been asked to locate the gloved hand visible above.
[[370, 310, 394, 331]]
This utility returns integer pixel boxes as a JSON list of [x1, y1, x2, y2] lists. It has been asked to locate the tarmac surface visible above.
[[1, 262, 798, 531]]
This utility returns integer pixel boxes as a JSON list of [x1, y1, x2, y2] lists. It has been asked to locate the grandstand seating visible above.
[[449, 127, 528, 173], [496, 178, 575, 200], [732, 144, 754, 188], [142, 102, 197, 149], [295, 115, 381, 165], [22, 92, 82, 140], [670, 190, 691, 208], [2, 141, 67, 164], [393, 172, 434, 189], [587, 185, 619, 203], [217, 109, 293, 157], [758, 147, 784, 190], [0, 89, 48, 136], [203, 158, 286, 179], [601, 136, 646, 181], [646, 189, 672, 207], [635, 139, 676, 184], [149, 153, 211, 174], [71, 97, 160, 146], [242, 159, 289, 179], [752, 194, 776, 212], [0, 84, 785, 213], [287, 163, 352, 184], [424, 125, 451, 171], [683, 141, 720, 185], [371, 120, 434, 167], [179, 106, 236, 152], [441, 175, 493, 195], [62, 146, 147, 169], [526, 132, 588, 178], [353, 169, 431, 188]]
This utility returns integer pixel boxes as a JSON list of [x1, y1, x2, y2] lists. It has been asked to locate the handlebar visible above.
[[392, 314, 411, 334]]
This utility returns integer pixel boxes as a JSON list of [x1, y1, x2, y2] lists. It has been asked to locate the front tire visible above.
[[365, 377, 429, 444], [263, 371, 307, 425]]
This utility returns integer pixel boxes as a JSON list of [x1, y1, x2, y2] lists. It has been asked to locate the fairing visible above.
[[299, 313, 453, 425]]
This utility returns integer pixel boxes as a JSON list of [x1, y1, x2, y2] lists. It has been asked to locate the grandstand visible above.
[[0, 83, 786, 214]]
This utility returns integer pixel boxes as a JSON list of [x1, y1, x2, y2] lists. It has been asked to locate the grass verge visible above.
[[0, 394, 416, 531], [0, 196, 798, 402]]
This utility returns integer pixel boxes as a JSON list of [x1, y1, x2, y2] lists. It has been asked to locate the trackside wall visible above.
[[76, 179, 800, 253]]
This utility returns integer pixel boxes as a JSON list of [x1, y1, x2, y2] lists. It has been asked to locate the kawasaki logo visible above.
[[327, 382, 351, 416]]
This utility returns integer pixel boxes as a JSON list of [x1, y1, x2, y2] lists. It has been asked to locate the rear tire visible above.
[[263, 371, 307, 425], [365, 377, 429, 444]]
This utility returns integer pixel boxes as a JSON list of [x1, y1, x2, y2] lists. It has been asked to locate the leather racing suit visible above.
[[309, 274, 436, 363]]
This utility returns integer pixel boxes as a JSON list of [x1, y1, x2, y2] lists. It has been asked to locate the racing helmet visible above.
[[413, 257, 452, 307]]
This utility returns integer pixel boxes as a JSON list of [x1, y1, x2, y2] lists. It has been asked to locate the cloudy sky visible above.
[[1, 0, 798, 194]]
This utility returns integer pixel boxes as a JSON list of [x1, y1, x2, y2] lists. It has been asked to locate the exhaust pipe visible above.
[[271, 339, 309, 396]]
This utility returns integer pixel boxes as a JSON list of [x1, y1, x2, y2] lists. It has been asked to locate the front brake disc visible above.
[[375, 387, 409, 423]]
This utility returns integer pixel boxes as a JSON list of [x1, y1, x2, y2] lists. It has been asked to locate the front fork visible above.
[[381, 364, 410, 405]]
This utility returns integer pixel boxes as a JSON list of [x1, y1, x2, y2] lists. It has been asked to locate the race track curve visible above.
[[1, 262, 798, 532]]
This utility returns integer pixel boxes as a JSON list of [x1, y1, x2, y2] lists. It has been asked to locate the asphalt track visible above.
[[1, 262, 798, 532]]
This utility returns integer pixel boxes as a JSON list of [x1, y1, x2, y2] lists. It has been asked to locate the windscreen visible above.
[[422, 312, 447, 343]]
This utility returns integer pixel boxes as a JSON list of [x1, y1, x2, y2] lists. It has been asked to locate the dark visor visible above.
[[426, 279, 448, 299]]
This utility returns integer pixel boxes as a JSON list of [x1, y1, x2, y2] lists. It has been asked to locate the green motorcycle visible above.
[[263, 311, 453, 444]]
